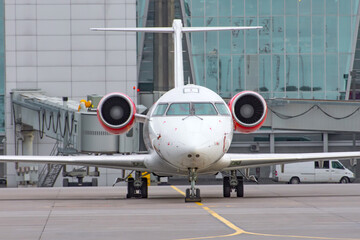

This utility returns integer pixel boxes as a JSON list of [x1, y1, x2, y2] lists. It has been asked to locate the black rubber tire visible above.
[[127, 178, 135, 198], [223, 177, 231, 197], [236, 176, 244, 197], [141, 178, 148, 198], [289, 177, 300, 184], [186, 189, 190, 198], [196, 188, 200, 198], [340, 177, 349, 184]]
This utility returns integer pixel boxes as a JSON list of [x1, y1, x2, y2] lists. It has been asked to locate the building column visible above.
[[323, 132, 328, 152], [270, 133, 275, 153]]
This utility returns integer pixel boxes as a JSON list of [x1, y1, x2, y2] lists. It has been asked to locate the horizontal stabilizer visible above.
[[182, 26, 262, 32], [90, 26, 262, 33], [90, 27, 174, 33]]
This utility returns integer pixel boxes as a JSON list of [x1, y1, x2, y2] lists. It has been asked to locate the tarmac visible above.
[[0, 184, 360, 240]]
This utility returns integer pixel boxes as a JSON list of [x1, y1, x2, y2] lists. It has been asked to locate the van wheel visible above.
[[289, 177, 300, 184], [340, 177, 349, 184]]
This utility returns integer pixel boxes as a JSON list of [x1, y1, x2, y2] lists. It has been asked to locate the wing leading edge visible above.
[[0, 154, 150, 172], [222, 152, 360, 170]]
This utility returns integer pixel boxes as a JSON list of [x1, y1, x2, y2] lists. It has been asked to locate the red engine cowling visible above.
[[97, 92, 136, 134], [228, 91, 267, 133]]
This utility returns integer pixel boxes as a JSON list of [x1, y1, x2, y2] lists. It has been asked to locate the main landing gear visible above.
[[126, 171, 148, 199], [223, 170, 244, 198], [185, 168, 201, 202]]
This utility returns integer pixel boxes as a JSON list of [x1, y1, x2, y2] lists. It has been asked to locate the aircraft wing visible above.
[[0, 154, 150, 172], [222, 152, 360, 170]]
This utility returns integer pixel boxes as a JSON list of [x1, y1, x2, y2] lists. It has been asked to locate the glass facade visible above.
[[182, 0, 360, 100]]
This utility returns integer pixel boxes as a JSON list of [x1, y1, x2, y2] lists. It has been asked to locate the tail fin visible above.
[[91, 19, 262, 89]]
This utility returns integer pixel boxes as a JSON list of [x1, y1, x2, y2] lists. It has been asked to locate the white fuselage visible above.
[[143, 84, 234, 175]]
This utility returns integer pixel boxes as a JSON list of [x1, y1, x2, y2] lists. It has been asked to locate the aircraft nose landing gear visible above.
[[185, 168, 201, 202], [126, 171, 148, 199], [223, 170, 244, 198]]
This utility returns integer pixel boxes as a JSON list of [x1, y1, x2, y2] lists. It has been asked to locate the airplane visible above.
[[1, 19, 360, 202]]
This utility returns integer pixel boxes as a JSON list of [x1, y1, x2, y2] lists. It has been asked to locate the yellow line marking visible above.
[[171, 186, 245, 239], [244, 231, 360, 240], [171, 185, 186, 196], [170, 185, 360, 240]]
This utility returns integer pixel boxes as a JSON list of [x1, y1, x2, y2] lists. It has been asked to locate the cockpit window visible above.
[[153, 104, 168, 116], [215, 103, 230, 115], [193, 103, 217, 115], [166, 103, 190, 116]]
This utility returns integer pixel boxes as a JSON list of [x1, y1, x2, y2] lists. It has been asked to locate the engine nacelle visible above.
[[229, 91, 267, 133], [97, 92, 136, 134]]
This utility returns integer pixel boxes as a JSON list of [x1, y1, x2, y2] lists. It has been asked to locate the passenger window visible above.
[[315, 161, 319, 168], [315, 161, 329, 169], [215, 103, 230, 115], [153, 104, 168, 116], [193, 103, 217, 115], [323, 161, 329, 169], [332, 161, 345, 170], [167, 103, 190, 116]]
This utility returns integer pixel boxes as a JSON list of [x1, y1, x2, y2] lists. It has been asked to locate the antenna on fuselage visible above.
[[91, 20, 262, 89]]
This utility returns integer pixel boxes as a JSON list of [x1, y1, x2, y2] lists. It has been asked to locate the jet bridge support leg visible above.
[[185, 168, 201, 202], [127, 171, 148, 199], [223, 170, 244, 198]]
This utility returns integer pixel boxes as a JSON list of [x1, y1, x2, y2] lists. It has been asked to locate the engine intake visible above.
[[97, 93, 136, 134], [229, 91, 267, 133]]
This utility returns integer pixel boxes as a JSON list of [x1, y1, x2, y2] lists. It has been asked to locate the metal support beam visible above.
[[323, 133, 328, 153]]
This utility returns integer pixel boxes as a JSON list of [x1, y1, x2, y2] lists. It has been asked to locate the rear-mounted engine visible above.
[[97, 93, 136, 134], [228, 91, 267, 133]]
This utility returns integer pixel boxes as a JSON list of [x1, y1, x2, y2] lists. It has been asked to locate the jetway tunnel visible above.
[[10, 89, 145, 187]]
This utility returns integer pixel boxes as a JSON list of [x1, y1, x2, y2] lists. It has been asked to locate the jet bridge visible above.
[[264, 98, 360, 132], [10, 89, 144, 187]]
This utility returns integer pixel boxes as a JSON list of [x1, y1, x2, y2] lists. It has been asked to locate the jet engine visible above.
[[228, 91, 267, 133], [97, 92, 136, 134]]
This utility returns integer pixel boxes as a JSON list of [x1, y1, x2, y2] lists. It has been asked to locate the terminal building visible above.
[[1, 0, 360, 186]]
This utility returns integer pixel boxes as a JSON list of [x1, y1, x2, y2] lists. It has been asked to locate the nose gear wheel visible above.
[[126, 171, 148, 199], [185, 168, 201, 202], [223, 170, 244, 198]]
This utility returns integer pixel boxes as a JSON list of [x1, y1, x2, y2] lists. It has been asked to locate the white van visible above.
[[272, 160, 355, 184]]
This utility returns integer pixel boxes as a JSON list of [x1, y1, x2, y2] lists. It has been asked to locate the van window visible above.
[[332, 161, 345, 170], [315, 161, 329, 169], [323, 161, 329, 169]]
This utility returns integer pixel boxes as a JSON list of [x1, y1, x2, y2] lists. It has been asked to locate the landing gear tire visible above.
[[185, 188, 201, 202], [141, 178, 148, 198], [127, 178, 135, 198], [185, 168, 201, 202], [236, 176, 244, 197], [223, 177, 231, 197]]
